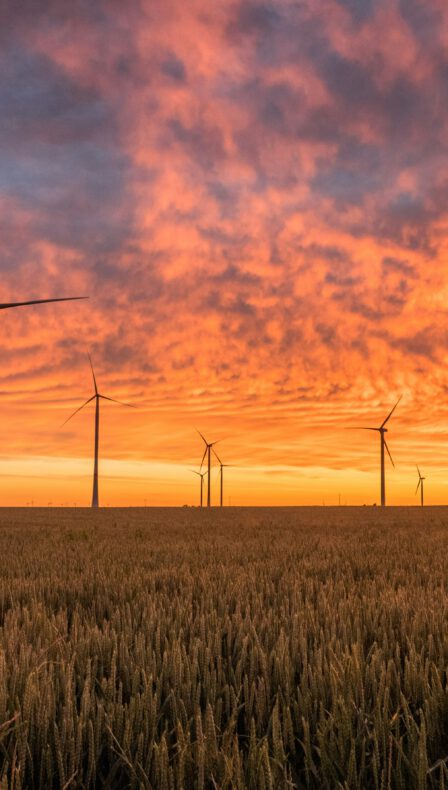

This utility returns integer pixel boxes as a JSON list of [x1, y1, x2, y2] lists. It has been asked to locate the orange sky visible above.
[[1, 0, 448, 506]]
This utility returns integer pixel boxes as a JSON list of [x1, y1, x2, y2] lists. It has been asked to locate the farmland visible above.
[[0, 507, 447, 789]]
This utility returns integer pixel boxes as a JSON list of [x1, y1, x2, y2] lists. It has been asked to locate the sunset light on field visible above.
[[2, 0, 448, 505]]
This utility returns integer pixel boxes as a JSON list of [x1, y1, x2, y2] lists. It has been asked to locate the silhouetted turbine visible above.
[[190, 469, 208, 507], [353, 396, 402, 507], [415, 465, 425, 507], [197, 430, 219, 507], [63, 355, 135, 507], [212, 448, 231, 507]]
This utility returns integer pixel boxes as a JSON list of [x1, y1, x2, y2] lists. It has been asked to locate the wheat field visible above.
[[0, 506, 447, 789]]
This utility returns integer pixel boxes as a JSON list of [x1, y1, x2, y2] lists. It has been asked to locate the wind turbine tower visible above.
[[212, 448, 231, 507], [63, 355, 134, 507], [354, 396, 402, 507], [415, 466, 425, 507], [197, 431, 219, 507], [190, 469, 208, 507]]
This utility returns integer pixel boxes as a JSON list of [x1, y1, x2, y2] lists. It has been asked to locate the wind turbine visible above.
[[415, 465, 425, 507], [354, 396, 402, 507], [190, 469, 208, 507], [63, 355, 134, 508], [212, 448, 231, 507], [197, 430, 219, 507]]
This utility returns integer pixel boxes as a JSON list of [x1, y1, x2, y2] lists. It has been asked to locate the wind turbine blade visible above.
[[0, 296, 88, 310], [99, 394, 135, 408], [348, 427, 379, 431], [199, 446, 207, 470], [88, 354, 98, 395], [196, 428, 208, 446], [381, 395, 402, 428], [212, 446, 222, 464], [384, 439, 395, 468], [61, 395, 95, 426], [190, 470, 200, 477], [415, 479, 421, 495], [416, 464, 422, 478]]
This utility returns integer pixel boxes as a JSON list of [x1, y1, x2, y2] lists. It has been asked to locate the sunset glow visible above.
[[2, 1, 448, 505]]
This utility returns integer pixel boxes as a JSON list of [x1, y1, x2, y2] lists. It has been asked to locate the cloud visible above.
[[335, 0, 373, 24], [1, 0, 448, 503], [160, 53, 187, 82], [0, 43, 134, 256]]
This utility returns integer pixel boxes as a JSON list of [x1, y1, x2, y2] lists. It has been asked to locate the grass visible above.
[[0, 506, 447, 788]]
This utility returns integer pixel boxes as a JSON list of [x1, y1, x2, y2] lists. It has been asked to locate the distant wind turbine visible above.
[[212, 448, 231, 507], [190, 469, 208, 507], [63, 355, 135, 508], [353, 396, 402, 507], [197, 430, 219, 507], [415, 465, 425, 507]]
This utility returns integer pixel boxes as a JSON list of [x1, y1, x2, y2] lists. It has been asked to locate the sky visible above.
[[1, 0, 448, 506]]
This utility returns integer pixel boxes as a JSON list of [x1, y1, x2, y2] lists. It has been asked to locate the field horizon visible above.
[[1, 504, 447, 511]]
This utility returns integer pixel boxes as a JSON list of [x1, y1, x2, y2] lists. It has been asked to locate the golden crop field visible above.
[[0, 506, 447, 789]]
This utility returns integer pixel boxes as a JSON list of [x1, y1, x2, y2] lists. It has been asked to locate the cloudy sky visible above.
[[1, 0, 448, 505]]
